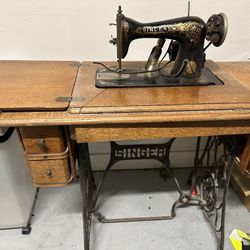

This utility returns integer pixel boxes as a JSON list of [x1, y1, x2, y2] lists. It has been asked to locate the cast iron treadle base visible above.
[[77, 135, 240, 250], [92, 139, 179, 223], [181, 136, 235, 250]]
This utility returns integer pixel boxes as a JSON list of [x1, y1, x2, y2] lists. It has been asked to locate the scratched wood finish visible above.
[[0, 61, 79, 111], [69, 61, 250, 114]]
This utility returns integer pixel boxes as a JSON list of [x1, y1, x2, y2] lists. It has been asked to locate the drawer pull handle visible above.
[[46, 170, 53, 177], [37, 138, 46, 148]]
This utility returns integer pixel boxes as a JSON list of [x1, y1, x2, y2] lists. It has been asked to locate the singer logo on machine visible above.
[[140, 25, 169, 33]]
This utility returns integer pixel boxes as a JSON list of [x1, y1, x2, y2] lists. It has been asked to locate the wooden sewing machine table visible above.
[[0, 60, 249, 250]]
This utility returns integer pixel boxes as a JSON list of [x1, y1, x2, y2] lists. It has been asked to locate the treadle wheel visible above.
[[200, 173, 216, 211]]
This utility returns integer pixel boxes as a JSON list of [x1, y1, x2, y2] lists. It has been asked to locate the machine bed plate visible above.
[[95, 67, 224, 88]]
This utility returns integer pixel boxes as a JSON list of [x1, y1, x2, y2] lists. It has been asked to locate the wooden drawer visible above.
[[18, 126, 76, 187], [26, 149, 72, 187], [19, 126, 66, 154]]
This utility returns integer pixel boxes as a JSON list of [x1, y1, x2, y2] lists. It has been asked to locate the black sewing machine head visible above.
[[95, 6, 228, 88]]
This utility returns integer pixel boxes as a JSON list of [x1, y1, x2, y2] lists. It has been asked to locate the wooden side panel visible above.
[[239, 135, 250, 177], [75, 120, 250, 143], [231, 165, 250, 212]]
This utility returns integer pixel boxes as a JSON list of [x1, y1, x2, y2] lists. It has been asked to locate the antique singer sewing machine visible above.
[[86, 6, 235, 250], [95, 6, 228, 87]]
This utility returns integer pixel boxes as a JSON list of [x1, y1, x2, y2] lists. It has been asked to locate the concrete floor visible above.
[[0, 169, 249, 250]]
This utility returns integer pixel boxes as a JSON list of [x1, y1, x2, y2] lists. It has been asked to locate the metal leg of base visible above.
[[77, 143, 94, 250], [76, 136, 240, 250], [92, 139, 180, 223], [200, 153, 234, 250], [0, 188, 39, 235], [192, 136, 238, 250], [21, 187, 40, 235]]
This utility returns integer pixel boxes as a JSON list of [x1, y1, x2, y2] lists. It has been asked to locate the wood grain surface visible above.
[[19, 126, 66, 154], [26, 149, 72, 187], [70, 60, 250, 142], [0, 60, 79, 111], [75, 120, 250, 143], [69, 61, 250, 114], [0, 62, 250, 142], [0, 108, 250, 127], [216, 61, 250, 90]]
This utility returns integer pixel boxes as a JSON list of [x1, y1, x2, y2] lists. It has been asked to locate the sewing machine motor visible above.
[[95, 6, 228, 88]]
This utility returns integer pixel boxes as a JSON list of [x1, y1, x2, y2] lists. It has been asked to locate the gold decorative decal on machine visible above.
[[136, 21, 203, 44]]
